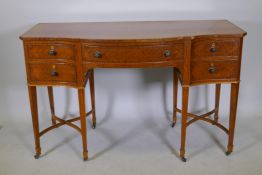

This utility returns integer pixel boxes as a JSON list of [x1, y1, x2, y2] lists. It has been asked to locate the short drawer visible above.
[[192, 38, 240, 60], [82, 44, 184, 63], [29, 63, 76, 83], [191, 60, 239, 83], [28, 43, 75, 60]]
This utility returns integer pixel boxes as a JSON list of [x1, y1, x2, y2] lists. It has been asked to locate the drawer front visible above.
[[191, 60, 239, 83], [82, 44, 184, 63], [28, 43, 75, 60], [192, 38, 240, 59], [29, 63, 76, 83]]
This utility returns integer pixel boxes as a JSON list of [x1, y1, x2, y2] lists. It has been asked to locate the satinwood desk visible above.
[[20, 20, 247, 162]]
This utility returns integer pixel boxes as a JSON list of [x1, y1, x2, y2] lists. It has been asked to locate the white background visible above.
[[0, 0, 261, 124]]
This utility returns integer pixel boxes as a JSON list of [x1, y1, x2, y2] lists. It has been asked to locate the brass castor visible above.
[[181, 157, 187, 162], [225, 151, 232, 156], [83, 151, 88, 161], [171, 122, 176, 128], [34, 155, 40, 159]]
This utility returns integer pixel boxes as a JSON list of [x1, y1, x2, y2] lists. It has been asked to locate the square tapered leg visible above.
[[89, 69, 96, 129], [180, 86, 189, 162], [172, 68, 179, 128], [78, 88, 88, 160], [28, 86, 41, 158], [226, 83, 239, 155]]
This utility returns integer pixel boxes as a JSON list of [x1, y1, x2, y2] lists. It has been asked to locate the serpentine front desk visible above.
[[20, 20, 246, 162]]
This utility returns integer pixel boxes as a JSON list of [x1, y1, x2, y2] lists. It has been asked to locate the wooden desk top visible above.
[[20, 20, 246, 41]]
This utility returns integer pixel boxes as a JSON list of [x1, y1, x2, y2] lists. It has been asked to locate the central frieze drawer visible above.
[[82, 44, 184, 63]]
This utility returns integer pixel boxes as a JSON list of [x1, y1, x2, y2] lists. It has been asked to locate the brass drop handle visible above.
[[208, 66, 217, 74], [164, 50, 172, 57], [94, 51, 102, 58], [50, 65, 58, 76], [210, 43, 217, 53], [210, 47, 217, 53], [48, 46, 57, 56]]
